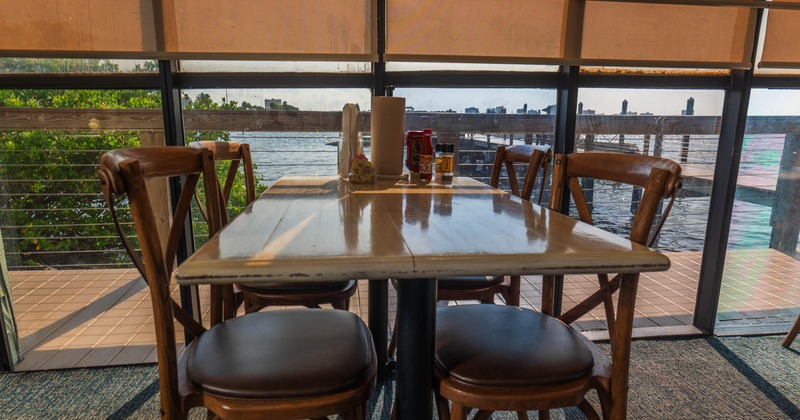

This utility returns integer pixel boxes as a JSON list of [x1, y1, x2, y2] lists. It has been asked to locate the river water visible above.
[[232, 131, 778, 254]]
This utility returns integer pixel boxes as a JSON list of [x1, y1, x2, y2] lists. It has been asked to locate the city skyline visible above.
[[190, 87, 800, 117]]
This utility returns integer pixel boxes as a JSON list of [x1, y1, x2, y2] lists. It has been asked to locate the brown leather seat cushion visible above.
[[437, 276, 504, 289], [186, 309, 375, 399], [435, 305, 594, 387], [236, 279, 354, 293]]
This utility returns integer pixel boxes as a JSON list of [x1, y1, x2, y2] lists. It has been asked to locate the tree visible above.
[[0, 59, 267, 269], [0, 58, 119, 73], [270, 100, 299, 111]]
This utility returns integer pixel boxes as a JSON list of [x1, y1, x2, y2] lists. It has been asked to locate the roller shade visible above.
[[760, 2, 800, 68], [0, 0, 377, 61], [0, 0, 782, 68], [580, 2, 757, 69], [162, 0, 377, 60], [385, 0, 568, 64], [0, 0, 158, 56], [385, 0, 758, 69]]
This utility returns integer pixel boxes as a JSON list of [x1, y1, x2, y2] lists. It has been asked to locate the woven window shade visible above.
[[0, 0, 157, 56], [0, 0, 767, 67], [163, 0, 377, 60], [580, 2, 756, 69], [760, 3, 800, 68], [384, 0, 567, 64], [0, 0, 376, 61]]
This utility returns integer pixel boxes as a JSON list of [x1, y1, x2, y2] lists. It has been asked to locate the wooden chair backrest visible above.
[[548, 152, 682, 246], [189, 141, 256, 225], [544, 152, 683, 331], [488, 144, 552, 203], [98, 146, 223, 416]]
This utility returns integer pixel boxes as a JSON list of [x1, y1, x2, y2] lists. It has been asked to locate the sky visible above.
[[191, 87, 800, 117], [117, 58, 800, 116]]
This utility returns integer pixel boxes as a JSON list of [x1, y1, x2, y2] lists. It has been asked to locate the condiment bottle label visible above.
[[420, 155, 433, 177]]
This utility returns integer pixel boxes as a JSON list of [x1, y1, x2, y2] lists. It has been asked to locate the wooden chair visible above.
[[387, 144, 551, 357], [99, 146, 376, 419], [188, 141, 358, 317], [432, 152, 682, 419]]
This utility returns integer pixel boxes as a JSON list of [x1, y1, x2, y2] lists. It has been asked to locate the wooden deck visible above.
[[682, 163, 779, 193], [8, 249, 800, 371]]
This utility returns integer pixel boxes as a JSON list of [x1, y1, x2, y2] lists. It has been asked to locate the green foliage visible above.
[[0, 58, 119, 73], [270, 100, 299, 111], [0, 59, 268, 269], [132, 61, 160, 73]]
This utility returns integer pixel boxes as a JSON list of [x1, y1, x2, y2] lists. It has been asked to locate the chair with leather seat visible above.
[[99, 146, 376, 419], [433, 152, 682, 419], [388, 144, 551, 358], [189, 140, 358, 317]]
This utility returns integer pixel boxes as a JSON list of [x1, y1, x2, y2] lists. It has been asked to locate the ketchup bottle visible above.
[[419, 128, 433, 182], [405, 130, 423, 180]]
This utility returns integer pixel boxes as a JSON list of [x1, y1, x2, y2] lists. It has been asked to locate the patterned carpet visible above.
[[0, 335, 798, 419]]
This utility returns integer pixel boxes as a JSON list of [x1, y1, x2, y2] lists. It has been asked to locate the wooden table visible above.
[[173, 176, 670, 419]]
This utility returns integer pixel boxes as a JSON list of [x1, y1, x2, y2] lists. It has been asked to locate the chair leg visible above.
[[387, 317, 398, 357], [435, 393, 451, 420], [341, 402, 366, 420], [209, 285, 224, 326], [473, 409, 493, 420], [244, 299, 265, 314], [507, 275, 521, 307], [540, 275, 555, 316], [538, 409, 550, 420], [578, 400, 601, 420], [222, 285, 236, 320], [450, 403, 470, 420], [516, 411, 530, 420], [782, 312, 800, 348], [595, 385, 612, 419]]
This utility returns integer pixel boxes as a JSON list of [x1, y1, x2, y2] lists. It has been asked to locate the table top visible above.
[[173, 176, 670, 285]]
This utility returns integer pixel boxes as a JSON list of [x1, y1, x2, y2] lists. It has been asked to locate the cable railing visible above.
[[1, 107, 798, 269]]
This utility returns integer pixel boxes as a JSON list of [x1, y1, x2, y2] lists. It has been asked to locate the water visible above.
[[232, 131, 779, 254], [232, 131, 343, 184]]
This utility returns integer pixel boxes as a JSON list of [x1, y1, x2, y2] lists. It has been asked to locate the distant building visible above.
[[265, 98, 282, 109], [486, 106, 506, 114], [541, 104, 557, 115], [465, 107, 479, 114], [516, 103, 529, 114]]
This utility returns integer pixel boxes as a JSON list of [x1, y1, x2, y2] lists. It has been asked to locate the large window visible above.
[[575, 88, 725, 253], [0, 87, 162, 270], [0, 58, 158, 74], [179, 60, 370, 73], [570, 88, 725, 330], [181, 88, 371, 187], [394, 88, 557, 195], [716, 89, 800, 334]]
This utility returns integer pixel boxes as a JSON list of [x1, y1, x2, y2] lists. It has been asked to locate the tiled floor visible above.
[[7, 249, 800, 371]]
